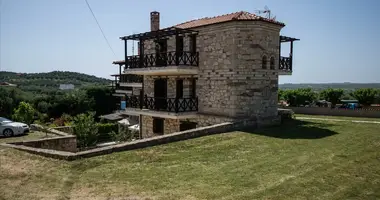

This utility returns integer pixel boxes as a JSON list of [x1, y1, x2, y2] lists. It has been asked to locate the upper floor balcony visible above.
[[118, 27, 199, 76], [279, 35, 300, 75], [110, 74, 143, 88]]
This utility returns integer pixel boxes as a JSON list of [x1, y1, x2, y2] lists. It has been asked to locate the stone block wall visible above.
[[143, 75, 195, 98], [192, 21, 282, 120], [132, 87, 141, 96], [10, 136, 77, 153], [141, 115, 180, 138]]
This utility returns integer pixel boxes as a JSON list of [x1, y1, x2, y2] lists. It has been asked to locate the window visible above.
[[176, 79, 183, 98], [153, 117, 164, 135], [270, 57, 275, 70], [180, 121, 197, 131], [189, 35, 197, 53], [262, 55, 267, 69], [191, 78, 196, 98]]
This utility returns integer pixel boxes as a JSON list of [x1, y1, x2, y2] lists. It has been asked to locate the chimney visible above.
[[150, 11, 160, 31]]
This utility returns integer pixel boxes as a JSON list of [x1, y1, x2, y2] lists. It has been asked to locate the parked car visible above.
[[0, 117, 30, 137]]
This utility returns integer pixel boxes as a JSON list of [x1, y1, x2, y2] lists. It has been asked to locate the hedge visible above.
[[96, 123, 118, 142]]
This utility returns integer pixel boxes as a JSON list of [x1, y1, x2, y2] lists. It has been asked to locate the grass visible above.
[[0, 131, 55, 146], [296, 114, 380, 122], [1, 118, 380, 200]]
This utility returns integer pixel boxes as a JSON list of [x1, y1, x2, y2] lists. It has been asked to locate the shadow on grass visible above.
[[238, 119, 339, 139]]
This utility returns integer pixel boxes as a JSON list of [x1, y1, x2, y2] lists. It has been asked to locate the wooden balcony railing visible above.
[[125, 51, 199, 69], [279, 56, 292, 71], [125, 95, 198, 113], [119, 74, 143, 83]]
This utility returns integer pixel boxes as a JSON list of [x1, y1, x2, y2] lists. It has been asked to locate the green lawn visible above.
[[0, 131, 55, 147], [1, 119, 380, 200]]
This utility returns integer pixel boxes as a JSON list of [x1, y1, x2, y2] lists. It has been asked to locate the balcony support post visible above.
[[124, 39, 128, 69], [278, 37, 281, 70], [290, 41, 293, 71], [139, 39, 144, 68], [175, 32, 180, 66]]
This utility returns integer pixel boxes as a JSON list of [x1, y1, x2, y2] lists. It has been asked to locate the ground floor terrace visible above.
[[1, 116, 379, 200]]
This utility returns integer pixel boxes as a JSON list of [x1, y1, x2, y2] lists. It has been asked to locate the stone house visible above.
[[111, 11, 299, 138]]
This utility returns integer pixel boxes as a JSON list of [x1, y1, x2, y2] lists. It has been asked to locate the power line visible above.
[[84, 0, 117, 58]]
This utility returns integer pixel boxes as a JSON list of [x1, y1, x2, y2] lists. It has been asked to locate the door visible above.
[[155, 39, 167, 66], [154, 79, 167, 111]]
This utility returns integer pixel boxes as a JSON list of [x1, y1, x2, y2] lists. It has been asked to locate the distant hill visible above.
[[280, 83, 380, 91], [0, 71, 111, 93]]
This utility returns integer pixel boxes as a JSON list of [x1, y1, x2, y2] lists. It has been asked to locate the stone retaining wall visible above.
[[51, 126, 74, 134], [30, 124, 70, 136], [3, 118, 259, 161], [287, 107, 380, 118], [8, 135, 77, 153]]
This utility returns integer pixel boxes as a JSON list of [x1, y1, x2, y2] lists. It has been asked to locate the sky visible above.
[[0, 0, 379, 83]]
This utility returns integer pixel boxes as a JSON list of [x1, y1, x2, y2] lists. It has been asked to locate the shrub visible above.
[[96, 123, 119, 143], [12, 101, 36, 125], [72, 112, 99, 148]]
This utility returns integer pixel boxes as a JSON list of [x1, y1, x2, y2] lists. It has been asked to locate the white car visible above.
[[0, 117, 30, 137]]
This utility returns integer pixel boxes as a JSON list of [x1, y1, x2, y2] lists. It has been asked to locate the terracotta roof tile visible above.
[[174, 11, 284, 29]]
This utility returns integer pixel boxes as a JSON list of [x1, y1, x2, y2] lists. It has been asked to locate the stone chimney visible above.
[[150, 11, 160, 31]]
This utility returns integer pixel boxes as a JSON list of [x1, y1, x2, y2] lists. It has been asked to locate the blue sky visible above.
[[0, 0, 379, 83]]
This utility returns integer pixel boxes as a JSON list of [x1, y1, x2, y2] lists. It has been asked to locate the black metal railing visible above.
[[125, 95, 198, 113], [279, 56, 292, 71], [119, 74, 143, 83], [125, 51, 199, 69]]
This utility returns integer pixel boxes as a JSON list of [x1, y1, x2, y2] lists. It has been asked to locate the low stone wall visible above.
[[8, 135, 77, 153], [3, 118, 259, 161], [287, 107, 380, 118], [30, 124, 70, 136], [51, 126, 74, 134]]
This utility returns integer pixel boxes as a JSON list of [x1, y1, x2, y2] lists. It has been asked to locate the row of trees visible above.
[[0, 86, 117, 123], [279, 88, 380, 107]]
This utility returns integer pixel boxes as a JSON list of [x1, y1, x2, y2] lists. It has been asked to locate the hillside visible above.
[[0, 71, 111, 93]]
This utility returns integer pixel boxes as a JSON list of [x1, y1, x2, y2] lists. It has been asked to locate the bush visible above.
[[96, 123, 119, 143], [12, 101, 36, 125], [72, 112, 99, 148]]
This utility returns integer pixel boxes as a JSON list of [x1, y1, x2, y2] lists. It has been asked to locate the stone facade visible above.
[[141, 115, 180, 138], [138, 20, 283, 137]]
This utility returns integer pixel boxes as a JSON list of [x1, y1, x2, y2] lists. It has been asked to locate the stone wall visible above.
[[52, 126, 74, 134], [288, 107, 380, 118], [192, 21, 282, 120], [141, 115, 180, 137], [143, 75, 195, 98], [3, 118, 260, 161], [132, 87, 141, 96], [10, 135, 77, 153], [164, 118, 180, 133]]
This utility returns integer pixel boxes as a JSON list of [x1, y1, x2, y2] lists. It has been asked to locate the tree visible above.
[[72, 112, 99, 148], [12, 101, 36, 125], [350, 88, 378, 106], [320, 88, 344, 106], [282, 88, 316, 106], [84, 86, 117, 117]]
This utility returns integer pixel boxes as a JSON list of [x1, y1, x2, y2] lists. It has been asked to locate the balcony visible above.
[[123, 95, 198, 119], [279, 35, 300, 75], [123, 51, 199, 75], [119, 74, 143, 87], [279, 56, 292, 75]]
